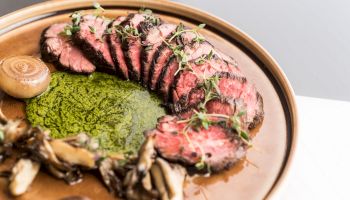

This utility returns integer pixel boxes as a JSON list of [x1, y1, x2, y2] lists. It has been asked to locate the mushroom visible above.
[[141, 171, 153, 192], [49, 139, 96, 168], [99, 157, 123, 197], [155, 158, 186, 200], [9, 158, 40, 196], [137, 135, 156, 176], [0, 56, 51, 99], [150, 164, 169, 200]]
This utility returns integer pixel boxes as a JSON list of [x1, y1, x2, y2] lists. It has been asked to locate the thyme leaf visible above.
[[93, 2, 105, 16], [114, 25, 141, 42], [61, 11, 82, 36], [89, 26, 96, 34]]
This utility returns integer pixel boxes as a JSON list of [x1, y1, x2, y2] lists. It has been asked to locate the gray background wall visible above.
[[0, 0, 349, 101]]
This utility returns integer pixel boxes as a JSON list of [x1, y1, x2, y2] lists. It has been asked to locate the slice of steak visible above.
[[173, 72, 245, 113], [175, 72, 264, 129], [141, 23, 177, 87], [73, 15, 115, 73], [148, 31, 196, 91], [157, 56, 177, 100], [148, 44, 174, 90], [157, 41, 221, 102], [40, 23, 95, 73], [120, 13, 153, 81], [147, 115, 247, 173], [171, 57, 242, 104], [108, 16, 129, 79]]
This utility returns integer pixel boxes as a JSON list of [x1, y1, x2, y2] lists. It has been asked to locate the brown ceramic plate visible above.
[[0, 1, 297, 200]]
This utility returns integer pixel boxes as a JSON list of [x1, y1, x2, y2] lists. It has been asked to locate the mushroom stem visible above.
[[9, 159, 40, 196], [50, 139, 96, 168], [156, 158, 186, 200], [150, 164, 169, 200], [137, 135, 156, 176]]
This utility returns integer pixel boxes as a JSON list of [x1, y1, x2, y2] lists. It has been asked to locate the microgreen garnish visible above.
[[71, 11, 82, 26], [139, 8, 153, 15], [105, 27, 113, 35], [163, 23, 208, 76], [195, 50, 214, 65], [139, 8, 161, 26], [168, 23, 206, 43], [61, 11, 82, 36], [89, 26, 96, 34], [93, 2, 105, 16], [144, 45, 153, 51], [114, 25, 141, 42]]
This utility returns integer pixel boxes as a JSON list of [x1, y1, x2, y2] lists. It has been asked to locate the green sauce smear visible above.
[[26, 72, 166, 154]]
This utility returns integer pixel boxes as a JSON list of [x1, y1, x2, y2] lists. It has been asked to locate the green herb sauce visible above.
[[26, 72, 166, 154]]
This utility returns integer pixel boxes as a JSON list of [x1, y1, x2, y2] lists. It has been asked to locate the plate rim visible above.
[[0, 0, 298, 199]]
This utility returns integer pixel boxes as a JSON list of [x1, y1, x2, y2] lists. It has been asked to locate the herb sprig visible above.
[[139, 8, 161, 26], [162, 23, 207, 76], [175, 73, 251, 171], [93, 2, 105, 17], [168, 23, 206, 43], [61, 11, 82, 36], [114, 25, 141, 42]]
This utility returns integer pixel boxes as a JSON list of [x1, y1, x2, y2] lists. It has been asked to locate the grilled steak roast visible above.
[[174, 72, 263, 129], [147, 115, 247, 172], [157, 41, 228, 101], [40, 23, 95, 73], [148, 30, 197, 91], [141, 23, 177, 87], [119, 13, 157, 81], [171, 56, 242, 104], [40, 10, 265, 174], [72, 15, 115, 73], [108, 16, 129, 79]]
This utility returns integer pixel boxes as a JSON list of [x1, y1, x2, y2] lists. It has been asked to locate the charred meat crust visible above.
[[41, 23, 95, 74], [141, 23, 177, 87], [120, 13, 151, 82], [107, 18, 129, 79], [156, 55, 176, 100], [249, 92, 264, 129], [148, 44, 173, 90], [150, 116, 247, 173], [122, 37, 142, 81], [73, 35, 114, 74], [40, 27, 56, 62], [169, 56, 242, 105], [72, 15, 115, 74], [172, 72, 245, 113]]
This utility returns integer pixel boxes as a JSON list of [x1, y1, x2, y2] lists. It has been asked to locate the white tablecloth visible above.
[[274, 96, 350, 200]]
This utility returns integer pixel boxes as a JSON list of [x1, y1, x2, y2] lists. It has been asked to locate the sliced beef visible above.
[[141, 23, 177, 87], [40, 23, 95, 73], [147, 115, 247, 173], [171, 57, 242, 104], [148, 44, 174, 90], [120, 13, 151, 81], [157, 41, 239, 101], [157, 56, 177, 100], [148, 31, 197, 91], [175, 72, 264, 129], [108, 16, 129, 79], [73, 15, 115, 73]]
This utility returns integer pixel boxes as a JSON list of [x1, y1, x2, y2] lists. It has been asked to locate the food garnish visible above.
[[26, 72, 165, 153], [0, 109, 186, 199], [0, 56, 50, 99], [0, 3, 265, 199]]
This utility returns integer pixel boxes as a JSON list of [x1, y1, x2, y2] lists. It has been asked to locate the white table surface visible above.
[[274, 96, 350, 200]]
